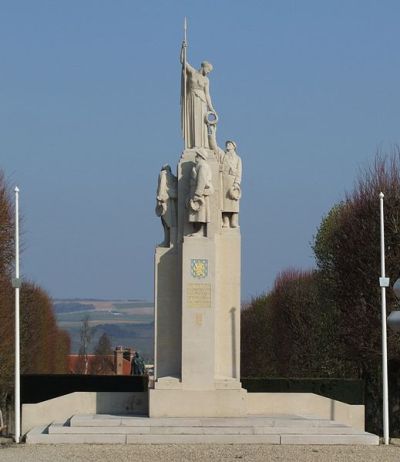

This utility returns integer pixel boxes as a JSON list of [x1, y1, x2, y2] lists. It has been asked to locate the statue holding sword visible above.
[[180, 18, 217, 149]]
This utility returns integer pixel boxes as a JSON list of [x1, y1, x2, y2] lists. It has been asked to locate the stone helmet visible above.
[[225, 140, 237, 150], [195, 148, 208, 161]]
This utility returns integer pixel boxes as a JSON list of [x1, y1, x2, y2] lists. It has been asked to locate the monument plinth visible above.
[[150, 31, 245, 417]]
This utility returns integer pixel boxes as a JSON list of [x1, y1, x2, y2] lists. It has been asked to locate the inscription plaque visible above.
[[187, 283, 211, 308]]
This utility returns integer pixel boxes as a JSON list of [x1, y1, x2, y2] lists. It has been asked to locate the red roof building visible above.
[[68, 347, 133, 375]]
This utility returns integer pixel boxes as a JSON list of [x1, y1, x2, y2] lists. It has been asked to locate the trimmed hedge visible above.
[[241, 378, 364, 405], [21, 375, 363, 406], [21, 374, 148, 404]]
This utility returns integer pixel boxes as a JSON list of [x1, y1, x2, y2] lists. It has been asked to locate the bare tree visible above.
[[91, 333, 114, 375], [77, 315, 92, 374]]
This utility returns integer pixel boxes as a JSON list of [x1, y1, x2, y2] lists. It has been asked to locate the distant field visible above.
[[54, 299, 154, 361], [53, 299, 152, 312], [56, 311, 153, 323], [60, 320, 150, 328], [113, 302, 154, 309], [112, 307, 153, 316]]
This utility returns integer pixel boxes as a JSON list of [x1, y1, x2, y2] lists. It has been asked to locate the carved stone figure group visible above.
[[155, 140, 242, 242], [154, 43, 243, 244]]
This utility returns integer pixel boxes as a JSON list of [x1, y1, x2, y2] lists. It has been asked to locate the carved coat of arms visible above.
[[191, 259, 208, 278]]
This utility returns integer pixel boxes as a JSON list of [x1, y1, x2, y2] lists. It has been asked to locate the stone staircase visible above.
[[25, 413, 379, 445]]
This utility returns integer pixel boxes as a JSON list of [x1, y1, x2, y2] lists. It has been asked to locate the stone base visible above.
[[149, 388, 247, 418], [154, 376, 182, 390], [25, 413, 379, 445]]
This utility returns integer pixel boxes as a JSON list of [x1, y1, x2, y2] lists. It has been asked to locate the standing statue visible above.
[[180, 37, 217, 149], [208, 125, 242, 228], [155, 164, 177, 246], [187, 148, 214, 237], [131, 351, 146, 376]]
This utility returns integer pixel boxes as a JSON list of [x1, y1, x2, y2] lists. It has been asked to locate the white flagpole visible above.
[[379, 192, 389, 445], [14, 186, 21, 443], [183, 17, 188, 149]]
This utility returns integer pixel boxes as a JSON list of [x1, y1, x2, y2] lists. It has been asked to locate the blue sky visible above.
[[1, 1, 399, 300]]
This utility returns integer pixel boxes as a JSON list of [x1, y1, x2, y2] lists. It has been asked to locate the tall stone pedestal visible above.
[[151, 148, 245, 417], [153, 246, 180, 379]]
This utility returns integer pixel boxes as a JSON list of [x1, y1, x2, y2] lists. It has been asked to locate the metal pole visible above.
[[14, 186, 20, 444], [379, 192, 390, 445], [183, 17, 187, 149]]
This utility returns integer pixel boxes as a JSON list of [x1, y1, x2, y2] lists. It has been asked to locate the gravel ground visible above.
[[0, 444, 400, 462]]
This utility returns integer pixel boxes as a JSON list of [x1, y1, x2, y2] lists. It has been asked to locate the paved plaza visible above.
[[1, 442, 400, 462]]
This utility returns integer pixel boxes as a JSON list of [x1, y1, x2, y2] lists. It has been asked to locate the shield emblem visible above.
[[191, 259, 208, 279]]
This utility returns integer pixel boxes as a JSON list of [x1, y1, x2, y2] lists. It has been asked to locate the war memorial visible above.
[[21, 29, 379, 445]]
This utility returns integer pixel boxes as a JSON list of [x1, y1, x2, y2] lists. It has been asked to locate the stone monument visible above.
[[150, 23, 246, 417], [22, 24, 374, 445]]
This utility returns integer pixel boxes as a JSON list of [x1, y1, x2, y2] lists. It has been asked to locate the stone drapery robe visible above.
[[181, 64, 210, 149], [156, 169, 177, 228], [189, 159, 213, 223], [220, 151, 242, 213]]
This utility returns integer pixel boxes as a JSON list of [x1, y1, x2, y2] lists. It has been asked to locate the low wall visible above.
[[247, 392, 365, 430], [21, 374, 147, 403], [22, 391, 148, 435], [21, 389, 365, 435], [242, 378, 364, 405]]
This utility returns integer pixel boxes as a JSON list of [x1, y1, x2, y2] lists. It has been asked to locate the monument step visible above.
[[25, 414, 379, 445], [69, 414, 352, 428], [50, 424, 365, 436]]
